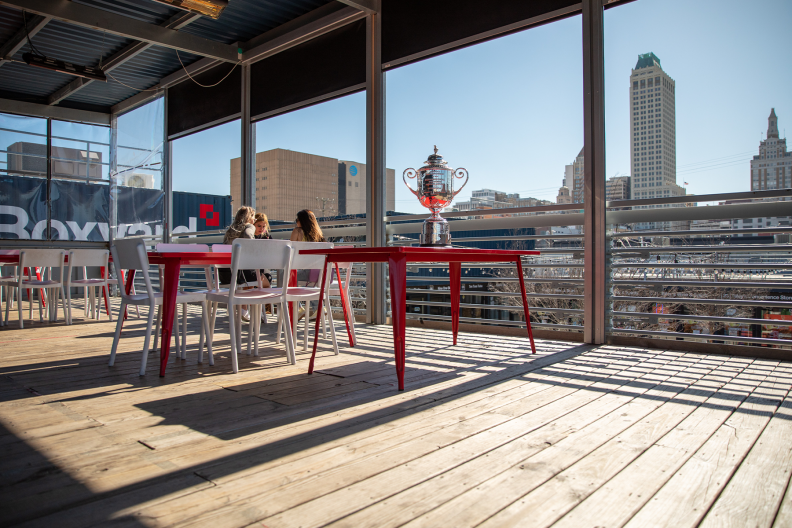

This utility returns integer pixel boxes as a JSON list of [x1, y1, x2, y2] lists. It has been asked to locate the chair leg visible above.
[[66, 285, 73, 325], [228, 304, 239, 373], [17, 283, 23, 329], [109, 302, 126, 366], [152, 305, 162, 353], [106, 284, 114, 322], [198, 301, 208, 364], [208, 302, 218, 353], [303, 304, 309, 352], [246, 305, 254, 356], [235, 306, 243, 354], [276, 309, 283, 344], [181, 303, 188, 359], [37, 288, 43, 322], [326, 297, 339, 355], [281, 300, 296, 365], [139, 306, 156, 376], [172, 307, 180, 362], [253, 305, 261, 357]]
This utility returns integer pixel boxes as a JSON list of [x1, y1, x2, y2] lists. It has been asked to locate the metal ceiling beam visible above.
[[0, 97, 109, 124], [335, 0, 377, 14], [240, 5, 365, 64], [0, 13, 51, 68], [0, 0, 238, 62], [113, 5, 366, 115], [47, 12, 201, 106]]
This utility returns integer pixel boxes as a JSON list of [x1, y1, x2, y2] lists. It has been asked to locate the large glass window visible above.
[[171, 119, 239, 235], [604, 0, 792, 346], [0, 112, 47, 240], [49, 120, 110, 241], [114, 97, 165, 240], [253, 93, 366, 225]]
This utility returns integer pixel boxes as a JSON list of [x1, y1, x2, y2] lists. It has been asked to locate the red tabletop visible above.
[[301, 246, 540, 390]]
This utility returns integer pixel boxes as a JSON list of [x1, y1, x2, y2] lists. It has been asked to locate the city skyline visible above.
[[170, 0, 792, 215]]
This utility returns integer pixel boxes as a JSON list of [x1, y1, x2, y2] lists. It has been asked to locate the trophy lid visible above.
[[421, 145, 451, 170]]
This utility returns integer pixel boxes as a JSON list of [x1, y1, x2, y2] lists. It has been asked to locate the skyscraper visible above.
[[750, 109, 791, 191], [564, 147, 585, 203], [629, 53, 684, 207]]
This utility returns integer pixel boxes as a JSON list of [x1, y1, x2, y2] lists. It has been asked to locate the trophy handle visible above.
[[403, 168, 420, 198], [452, 168, 469, 197]]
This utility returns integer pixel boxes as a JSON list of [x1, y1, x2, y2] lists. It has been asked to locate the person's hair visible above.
[[296, 209, 324, 242], [225, 206, 255, 241], [253, 212, 270, 233]]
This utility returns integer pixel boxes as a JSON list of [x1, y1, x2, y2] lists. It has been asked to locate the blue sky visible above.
[[171, 0, 792, 216]]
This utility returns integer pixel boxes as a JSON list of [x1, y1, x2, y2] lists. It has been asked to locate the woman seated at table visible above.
[[290, 210, 325, 320], [220, 205, 270, 287], [253, 212, 274, 287]]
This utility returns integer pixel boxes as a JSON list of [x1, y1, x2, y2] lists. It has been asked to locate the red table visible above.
[[121, 252, 231, 377], [301, 247, 540, 390]]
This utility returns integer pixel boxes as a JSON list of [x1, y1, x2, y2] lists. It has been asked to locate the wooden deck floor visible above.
[[1, 300, 792, 527]]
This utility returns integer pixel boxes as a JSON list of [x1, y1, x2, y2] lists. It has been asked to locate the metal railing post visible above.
[[582, 0, 607, 344], [366, 2, 386, 325]]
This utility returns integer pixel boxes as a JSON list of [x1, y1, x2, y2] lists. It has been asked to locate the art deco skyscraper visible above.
[[750, 109, 791, 191], [629, 53, 684, 205]]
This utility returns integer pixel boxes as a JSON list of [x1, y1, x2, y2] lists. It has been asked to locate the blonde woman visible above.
[[219, 206, 264, 321]]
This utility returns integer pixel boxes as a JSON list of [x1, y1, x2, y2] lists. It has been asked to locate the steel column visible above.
[[163, 91, 173, 243], [241, 64, 256, 207], [582, 0, 607, 344], [108, 113, 118, 247], [365, 3, 386, 325]]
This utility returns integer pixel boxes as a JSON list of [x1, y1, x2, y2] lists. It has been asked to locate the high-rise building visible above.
[[337, 160, 395, 215], [564, 148, 585, 203], [231, 149, 395, 222], [629, 53, 684, 203], [750, 109, 791, 190], [606, 175, 631, 201]]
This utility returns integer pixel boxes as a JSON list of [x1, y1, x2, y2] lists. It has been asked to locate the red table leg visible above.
[[336, 262, 355, 347], [159, 261, 180, 377], [388, 253, 407, 391], [516, 258, 536, 354], [450, 262, 461, 345], [308, 255, 330, 374], [100, 266, 110, 316]]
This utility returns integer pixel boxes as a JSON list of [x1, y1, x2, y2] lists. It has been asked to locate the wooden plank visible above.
[[555, 361, 790, 528], [401, 355, 740, 528]]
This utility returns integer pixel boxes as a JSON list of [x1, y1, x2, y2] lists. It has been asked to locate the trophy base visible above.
[[419, 216, 451, 247]]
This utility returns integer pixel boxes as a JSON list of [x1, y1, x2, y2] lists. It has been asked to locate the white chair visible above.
[[65, 249, 113, 325], [277, 241, 339, 356], [0, 261, 19, 327], [109, 238, 209, 376], [206, 239, 295, 373], [7, 249, 67, 329]]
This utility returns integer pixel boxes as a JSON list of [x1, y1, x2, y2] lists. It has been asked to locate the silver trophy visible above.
[[403, 146, 469, 246]]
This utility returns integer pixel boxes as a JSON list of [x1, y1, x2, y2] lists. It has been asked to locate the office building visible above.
[[606, 175, 631, 201], [750, 109, 791, 190], [629, 53, 684, 201], [556, 185, 572, 204], [231, 149, 395, 221], [565, 148, 585, 203]]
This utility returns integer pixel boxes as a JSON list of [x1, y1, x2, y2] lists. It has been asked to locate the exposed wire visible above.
[[22, 11, 45, 57], [105, 70, 162, 92], [176, 49, 240, 88]]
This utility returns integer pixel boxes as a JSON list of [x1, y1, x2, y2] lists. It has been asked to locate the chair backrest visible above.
[[68, 249, 109, 268], [229, 239, 292, 296], [18, 249, 66, 271], [0, 250, 19, 255], [111, 238, 156, 300], [330, 245, 355, 287], [156, 243, 210, 253], [290, 241, 334, 271], [211, 244, 232, 253]]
